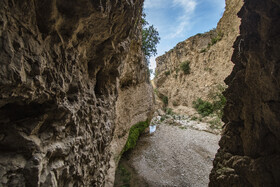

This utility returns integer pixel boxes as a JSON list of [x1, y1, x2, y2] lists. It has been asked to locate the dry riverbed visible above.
[[114, 114, 220, 187]]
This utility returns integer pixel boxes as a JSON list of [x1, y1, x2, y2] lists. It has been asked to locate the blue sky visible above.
[[144, 0, 225, 74]]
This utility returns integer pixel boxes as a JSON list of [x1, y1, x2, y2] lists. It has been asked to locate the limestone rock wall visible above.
[[106, 43, 154, 186], [0, 0, 153, 186], [154, 0, 243, 114], [209, 0, 280, 186]]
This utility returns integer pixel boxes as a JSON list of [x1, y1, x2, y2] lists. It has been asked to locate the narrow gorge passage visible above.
[[115, 114, 220, 187], [115, 0, 244, 186], [1, 0, 280, 186]]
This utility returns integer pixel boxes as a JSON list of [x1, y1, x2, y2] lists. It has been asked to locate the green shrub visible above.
[[180, 61, 191, 75], [172, 101, 178, 106], [165, 108, 174, 115], [200, 48, 207, 53], [191, 116, 198, 121], [154, 88, 158, 95], [193, 85, 227, 118], [211, 37, 219, 45], [122, 121, 149, 154], [209, 118, 222, 129], [193, 98, 214, 117], [162, 95, 168, 106], [208, 85, 227, 118], [160, 116, 166, 122], [115, 164, 131, 187], [208, 32, 224, 47], [213, 94, 226, 117], [165, 70, 171, 76], [204, 67, 213, 72], [120, 164, 131, 185]]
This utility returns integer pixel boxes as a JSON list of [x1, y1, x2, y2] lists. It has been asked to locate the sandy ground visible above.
[[116, 121, 220, 187]]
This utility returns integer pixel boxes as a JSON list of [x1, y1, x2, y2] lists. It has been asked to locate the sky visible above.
[[144, 0, 226, 76]]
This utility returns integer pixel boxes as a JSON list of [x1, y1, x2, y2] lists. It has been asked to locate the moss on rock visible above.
[[122, 120, 149, 154]]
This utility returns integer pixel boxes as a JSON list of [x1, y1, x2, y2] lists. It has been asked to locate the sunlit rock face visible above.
[[0, 0, 154, 186], [154, 0, 243, 114], [210, 0, 280, 186]]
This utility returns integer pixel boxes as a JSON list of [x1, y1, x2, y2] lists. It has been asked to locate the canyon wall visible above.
[[154, 0, 243, 114], [0, 0, 153, 186], [210, 0, 280, 186]]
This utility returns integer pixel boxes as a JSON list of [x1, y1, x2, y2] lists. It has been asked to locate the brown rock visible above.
[[209, 0, 280, 186], [0, 0, 153, 186], [154, 0, 243, 114]]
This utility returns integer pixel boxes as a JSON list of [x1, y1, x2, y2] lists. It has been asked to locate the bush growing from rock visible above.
[[193, 98, 214, 117], [122, 121, 149, 154], [180, 61, 191, 74], [165, 70, 170, 76], [162, 95, 168, 106], [165, 108, 174, 115]]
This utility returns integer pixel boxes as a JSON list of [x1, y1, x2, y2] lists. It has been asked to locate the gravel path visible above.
[[118, 122, 220, 187]]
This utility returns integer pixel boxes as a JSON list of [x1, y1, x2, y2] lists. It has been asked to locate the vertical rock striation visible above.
[[0, 0, 153, 186], [210, 0, 280, 186], [154, 0, 243, 114]]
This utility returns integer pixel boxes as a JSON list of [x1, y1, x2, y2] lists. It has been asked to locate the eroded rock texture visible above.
[[154, 0, 243, 114], [0, 0, 153, 186], [210, 0, 280, 186]]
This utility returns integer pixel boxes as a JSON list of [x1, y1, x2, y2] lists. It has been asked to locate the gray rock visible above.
[[210, 0, 280, 186]]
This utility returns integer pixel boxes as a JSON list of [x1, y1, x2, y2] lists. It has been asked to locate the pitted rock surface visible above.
[[154, 0, 243, 113], [0, 0, 153, 186]]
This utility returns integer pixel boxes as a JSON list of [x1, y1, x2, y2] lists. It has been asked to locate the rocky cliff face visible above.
[[209, 0, 280, 186], [154, 0, 243, 114], [0, 0, 153, 186]]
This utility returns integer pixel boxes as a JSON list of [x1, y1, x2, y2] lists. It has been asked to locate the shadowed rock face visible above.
[[210, 0, 280, 186], [0, 0, 154, 186]]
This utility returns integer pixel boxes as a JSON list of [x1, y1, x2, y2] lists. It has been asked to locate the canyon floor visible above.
[[115, 114, 220, 187]]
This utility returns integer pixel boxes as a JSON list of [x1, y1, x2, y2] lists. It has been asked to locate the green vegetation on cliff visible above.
[[193, 98, 214, 117], [114, 164, 131, 187], [142, 13, 160, 60], [193, 85, 226, 117], [122, 121, 149, 154], [180, 61, 191, 74]]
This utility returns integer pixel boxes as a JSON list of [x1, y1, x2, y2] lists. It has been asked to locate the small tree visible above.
[[142, 13, 160, 60]]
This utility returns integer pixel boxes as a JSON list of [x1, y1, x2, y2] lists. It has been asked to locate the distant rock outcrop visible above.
[[210, 0, 280, 186], [154, 0, 243, 115], [0, 0, 153, 186]]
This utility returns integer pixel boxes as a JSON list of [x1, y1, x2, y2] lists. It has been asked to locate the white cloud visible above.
[[167, 0, 197, 38], [143, 0, 197, 39], [145, 0, 225, 74], [173, 0, 196, 13]]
